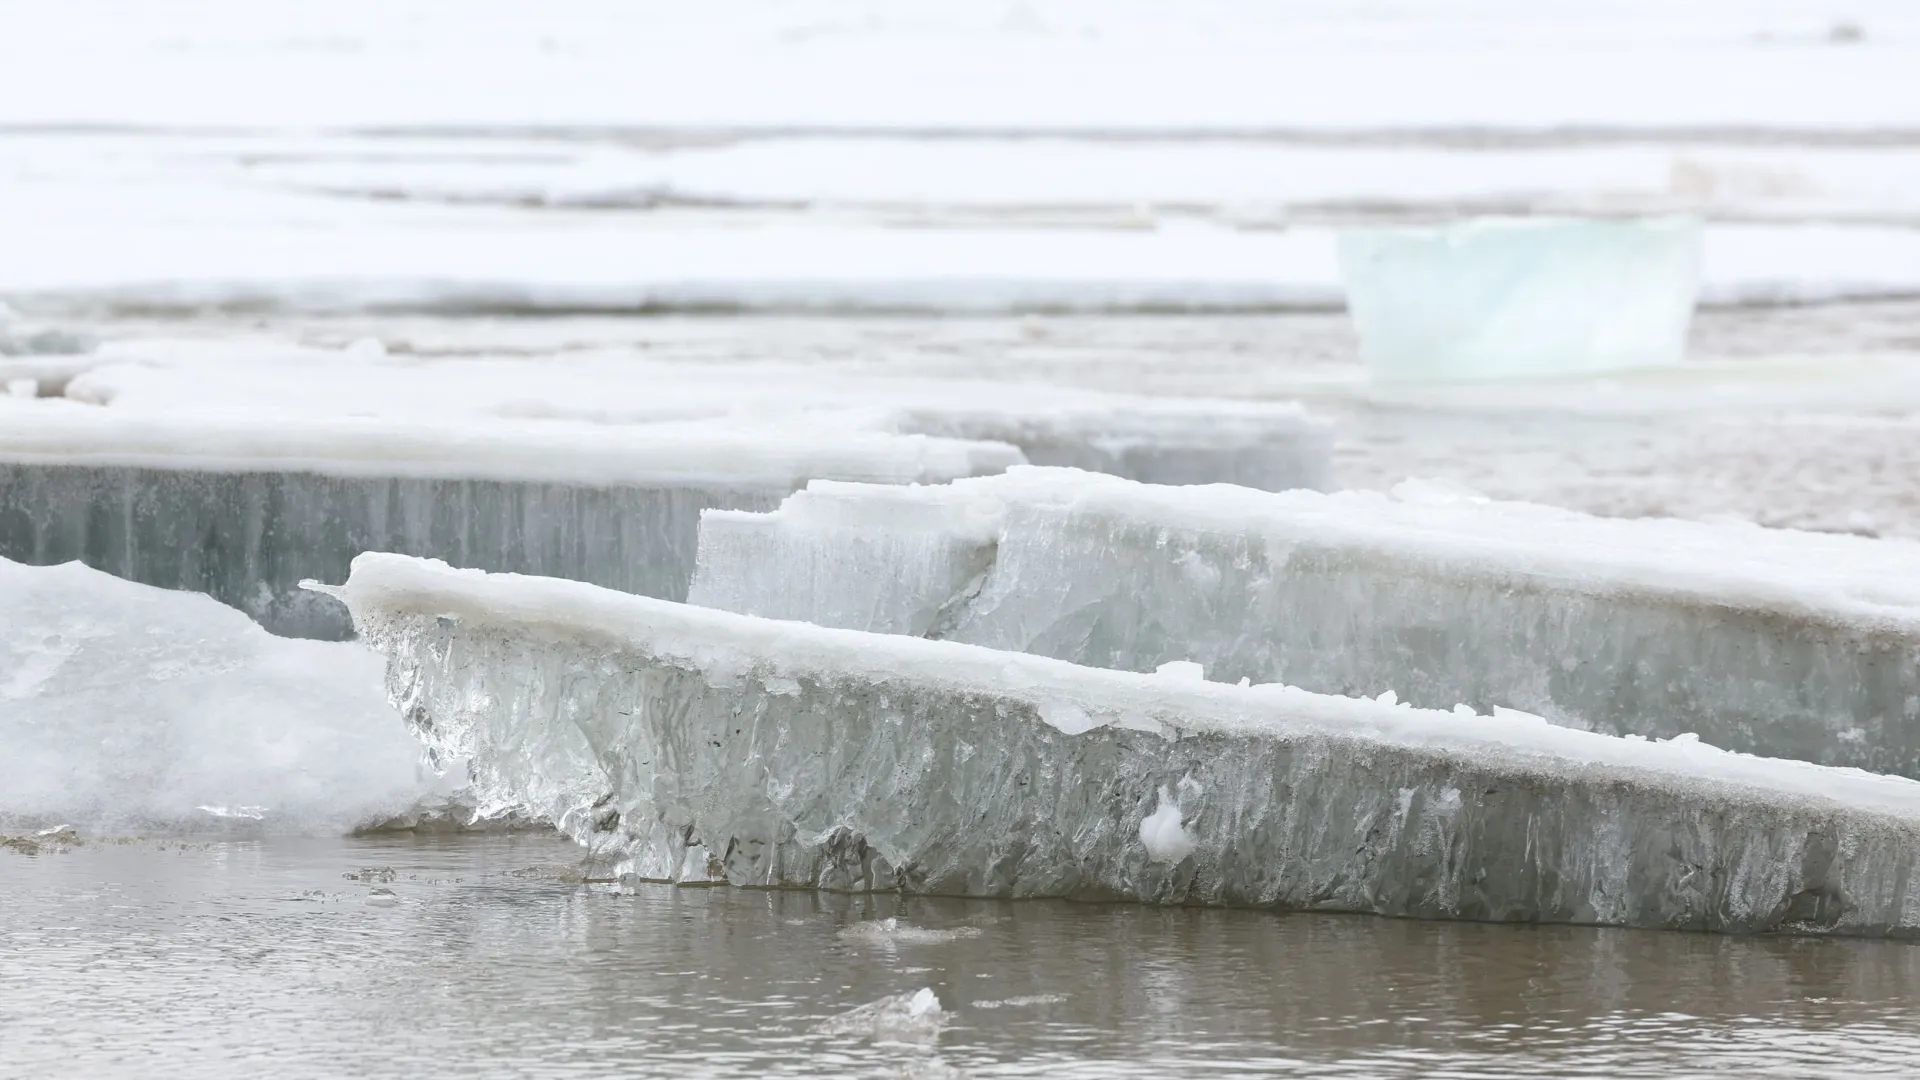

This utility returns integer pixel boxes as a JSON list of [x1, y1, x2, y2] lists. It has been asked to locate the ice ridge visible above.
[[688, 467, 1920, 776], [337, 553, 1920, 937]]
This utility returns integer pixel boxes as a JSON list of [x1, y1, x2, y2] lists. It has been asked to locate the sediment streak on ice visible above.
[[0, 408, 1020, 638], [341, 553, 1920, 937], [689, 467, 1920, 776]]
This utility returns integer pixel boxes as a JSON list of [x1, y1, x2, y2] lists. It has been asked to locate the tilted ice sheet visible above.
[[0, 557, 448, 834], [337, 553, 1920, 936], [690, 467, 1920, 776], [0, 403, 1020, 637], [1339, 216, 1702, 382]]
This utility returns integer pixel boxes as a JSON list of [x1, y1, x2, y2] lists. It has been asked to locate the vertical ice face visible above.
[[0, 409, 1020, 638], [0, 464, 786, 639], [0, 557, 447, 833], [1338, 216, 1701, 382], [689, 468, 1920, 777], [338, 553, 1920, 937], [688, 481, 1002, 637]]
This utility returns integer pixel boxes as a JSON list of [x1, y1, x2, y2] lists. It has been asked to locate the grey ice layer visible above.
[[333, 553, 1920, 937], [0, 406, 1019, 638], [689, 468, 1920, 777]]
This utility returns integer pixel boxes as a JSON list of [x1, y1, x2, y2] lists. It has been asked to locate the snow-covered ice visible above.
[[690, 467, 1920, 775], [54, 344, 1333, 493], [0, 557, 448, 834], [1339, 217, 1702, 382], [333, 552, 1920, 936], [0, 404, 1018, 637]]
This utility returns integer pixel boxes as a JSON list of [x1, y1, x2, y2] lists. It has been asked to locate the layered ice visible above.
[[0, 557, 447, 834], [1338, 217, 1702, 382], [690, 468, 1920, 776], [0, 405, 1019, 638], [336, 553, 1920, 936]]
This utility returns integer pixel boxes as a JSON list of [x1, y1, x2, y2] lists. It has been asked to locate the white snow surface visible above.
[[6, 0, 1920, 130], [0, 558, 446, 834], [6, 3, 1920, 315], [38, 341, 1330, 489], [338, 551, 1920, 818]]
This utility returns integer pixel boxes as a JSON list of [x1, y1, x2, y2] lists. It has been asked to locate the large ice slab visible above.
[[0, 405, 1019, 638], [0, 557, 448, 834], [690, 468, 1920, 776], [335, 553, 1920, 937], [1338, 217, 1702, 382]]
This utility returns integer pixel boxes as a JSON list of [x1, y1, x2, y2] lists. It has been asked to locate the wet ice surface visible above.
[[3, 834, 1919, 1079]]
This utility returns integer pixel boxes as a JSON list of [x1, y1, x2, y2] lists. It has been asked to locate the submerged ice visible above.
[[336, 554, 1920, 937], [0, 557, 449, 834], [689, 467, 1920, 777]]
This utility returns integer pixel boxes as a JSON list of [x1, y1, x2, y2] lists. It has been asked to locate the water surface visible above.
[[4, 834, 1918, 1078]]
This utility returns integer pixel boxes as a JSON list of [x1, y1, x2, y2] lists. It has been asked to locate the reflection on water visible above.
[[4, 834, 1919, 1078]]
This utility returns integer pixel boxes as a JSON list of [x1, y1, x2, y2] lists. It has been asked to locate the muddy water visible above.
[[4, 833, 1917, 1078]]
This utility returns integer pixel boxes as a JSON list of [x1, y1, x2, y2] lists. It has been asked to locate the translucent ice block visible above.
[[1338, 216, 1702, 382], [689, 468, 1920, 776], [335, 553, 1920, 936]]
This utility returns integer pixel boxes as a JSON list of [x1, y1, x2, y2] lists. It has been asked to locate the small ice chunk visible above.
[[1138, 785, 1195, 864], [6, 377, 35, 398], [815, 987, 946, 1046], [344, 337, 387, 359], [838, 918, 984, 945], [1037, 700, 1101, 735], [1339, 216, 1701, 382], [1154, 660, 1205, 681]]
